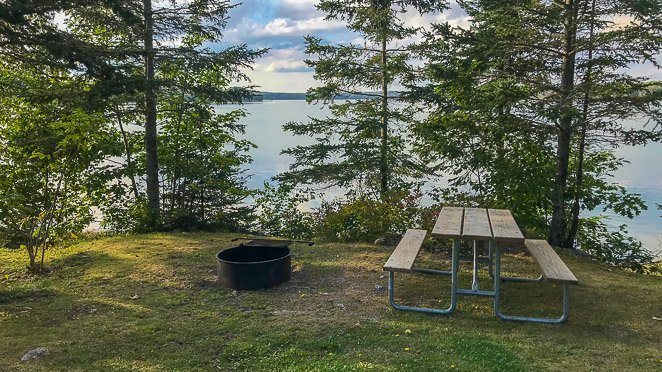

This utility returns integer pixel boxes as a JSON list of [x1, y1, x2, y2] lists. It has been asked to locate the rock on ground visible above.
[[374, 238, 387, 246], [21, 347, 48, 362]]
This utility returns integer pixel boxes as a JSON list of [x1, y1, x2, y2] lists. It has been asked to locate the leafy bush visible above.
[[158, 100, 255, 232], [313, 190, 425, 243], [578, 216, 658, 273], [99, 191, 151, 233], [254, 185, 429, 244], [0, 87, 119, 273], [254, 183, 315, 240]]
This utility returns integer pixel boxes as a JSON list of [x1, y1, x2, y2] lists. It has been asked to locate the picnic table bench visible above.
[[383, 207, 579, 324], [383, 229, 427, 272], [525, 239, 578, 285]]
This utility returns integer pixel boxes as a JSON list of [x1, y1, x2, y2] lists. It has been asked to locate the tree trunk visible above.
[[548, 0, 577, 247], [567, 113, 587, 247], [379, 34, 389, 199], [170, 95, 186, 215], [27, 243, 37, 273], [143, 0, 160, 228], [116, 111, 140, 200], [567, 0, 596, 248]]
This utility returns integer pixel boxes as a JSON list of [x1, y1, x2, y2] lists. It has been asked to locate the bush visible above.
[[254, 182, 315, 240], [578, 216, 658, 273], [313, 190, 425, 243], [254, 185, 429, 244]]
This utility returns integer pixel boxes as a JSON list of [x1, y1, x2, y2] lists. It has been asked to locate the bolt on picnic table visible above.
[[383, 207, 579, 324]]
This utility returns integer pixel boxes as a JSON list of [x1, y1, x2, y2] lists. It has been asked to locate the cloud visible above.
[[400, 3, 470, 35], [256, 16, 344, 36], [281, 0, 316, 6], [266, 60, 312, 72], [622, 61, 661, 79], [221, 1, 464, 91], [276, 0, 320, 19], [254, 47, 312, 73]]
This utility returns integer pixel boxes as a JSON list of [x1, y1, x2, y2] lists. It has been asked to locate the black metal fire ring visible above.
[[216, 243, 292, 290]]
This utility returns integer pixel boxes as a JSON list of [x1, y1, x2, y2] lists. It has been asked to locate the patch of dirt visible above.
[[261, 262, 388, 325], [67, 303, 97, 320]]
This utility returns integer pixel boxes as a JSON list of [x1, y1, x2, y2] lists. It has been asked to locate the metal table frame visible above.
[[388, 207, 572, 324]]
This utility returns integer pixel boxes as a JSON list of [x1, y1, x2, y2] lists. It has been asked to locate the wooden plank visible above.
[[462, 208, 493, 240], [432, 206, 463, 238], [383, 229, 427, 272], [488, 209, 525, 243], [525, 239, 579, 285]]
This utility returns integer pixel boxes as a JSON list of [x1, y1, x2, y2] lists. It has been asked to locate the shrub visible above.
[[254, 182, 315, 240], [578, 216, 658, 273], [313, 190, 424, 243]]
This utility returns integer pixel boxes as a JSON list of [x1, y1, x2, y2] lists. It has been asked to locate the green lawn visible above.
[[1, 233, 661, 371]]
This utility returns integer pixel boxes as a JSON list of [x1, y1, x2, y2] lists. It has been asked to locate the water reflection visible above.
[[232, 100, 661, 254]]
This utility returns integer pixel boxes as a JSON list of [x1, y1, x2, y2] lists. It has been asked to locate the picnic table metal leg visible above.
[[493, 243, 570, 324], [488, 241, 544, 283], [387, 239, 459, 315], [412, 268, 452, 276], [472, 240, 479, 291]]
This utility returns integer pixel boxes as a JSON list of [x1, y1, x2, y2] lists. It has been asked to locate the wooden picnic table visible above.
[[384, 206, 578, 324], [432, 206, 524, 243], [432, 207, 524, 292]]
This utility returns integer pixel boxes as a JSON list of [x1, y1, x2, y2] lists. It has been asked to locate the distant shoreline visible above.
[[249, 91, 396, 101], [250, 92, 306, 101]]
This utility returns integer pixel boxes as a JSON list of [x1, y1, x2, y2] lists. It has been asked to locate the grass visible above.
[[0, 232, 661, 371]]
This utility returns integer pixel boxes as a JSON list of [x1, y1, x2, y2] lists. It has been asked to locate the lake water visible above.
[[231, 100, 662, 255]]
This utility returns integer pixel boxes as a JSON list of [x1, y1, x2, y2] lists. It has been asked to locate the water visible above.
[[231, 100, 662, 255], [609, 143, 662, 255], [236, 100, 319, 189]]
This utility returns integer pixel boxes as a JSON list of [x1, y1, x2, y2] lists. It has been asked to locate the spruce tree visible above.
[[416, 0, 660, 249], [280, 0, 446, 199], [67, 1, 265, 229]]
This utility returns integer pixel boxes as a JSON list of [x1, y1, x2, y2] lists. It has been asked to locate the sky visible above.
[[219, 0, 659, 93], [221, 0, 470, 92]]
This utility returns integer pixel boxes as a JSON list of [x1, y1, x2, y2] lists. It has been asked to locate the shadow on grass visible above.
[[0, 251, 122, 305], [0, 287, 55, 304], [49, 250, 132, 274]]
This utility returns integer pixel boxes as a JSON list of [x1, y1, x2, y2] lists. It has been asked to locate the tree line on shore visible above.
[[0, 0, 659, 274]]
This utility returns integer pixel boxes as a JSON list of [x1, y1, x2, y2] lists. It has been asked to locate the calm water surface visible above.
[[230, 100, 661, 255]]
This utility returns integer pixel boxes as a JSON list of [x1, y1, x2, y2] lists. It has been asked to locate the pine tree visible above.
[[280, 0, 446, 199], [2, 1, 265, 230], [416, 0, 660, 248], [67, 1, 266, 229]]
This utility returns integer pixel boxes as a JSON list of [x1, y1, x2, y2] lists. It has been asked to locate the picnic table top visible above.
[[432, 206, 525, 244]]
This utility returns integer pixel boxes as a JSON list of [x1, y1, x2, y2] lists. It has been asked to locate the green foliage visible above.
[[280, 1, 445, 198], [571, 151, 647, 219], [254, 183, 315, 240], [0, 0, 124, 101], [413, 0, 660, 262], [100, 196, 152, 233], [578, 217, 657, 273], [0, 1, 263, 264], [1, 0, 659, 277], [0, 64, 120, 272], [314, 190, 425, 243], [254, 184, 427, 244], [157, 59, 256, 232], [64, 0, 267, 231], [61, 1, 266, 233]]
